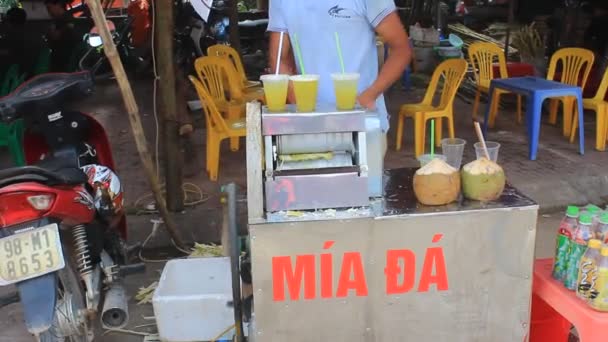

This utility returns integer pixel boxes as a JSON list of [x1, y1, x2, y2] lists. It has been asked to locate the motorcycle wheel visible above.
[[36, 249, 91, 342]]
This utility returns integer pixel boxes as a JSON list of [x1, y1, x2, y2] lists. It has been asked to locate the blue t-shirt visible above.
[[268, 0, 396, 132]]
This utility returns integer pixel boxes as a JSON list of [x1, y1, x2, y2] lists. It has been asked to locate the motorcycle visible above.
[[174, 0, 228, 74], [0, 72, 142, 341], [173, 0, 268, 79], [80, 16, 149, 80]]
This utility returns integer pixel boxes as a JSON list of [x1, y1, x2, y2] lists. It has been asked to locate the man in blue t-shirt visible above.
[[268, 0, 412, 136]]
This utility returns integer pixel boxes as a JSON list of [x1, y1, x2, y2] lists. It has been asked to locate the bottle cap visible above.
[[602, 247, 608, 257], [589, 239, 602, 249], [600, 213, 608, 224], [566, 206, 580, 217], [579, 213, 593, 225], [587, 205, 601, 214]]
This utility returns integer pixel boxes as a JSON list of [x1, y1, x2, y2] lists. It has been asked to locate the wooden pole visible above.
[[85, 0, 186, 249], [227, 0, 243, 58], [155, 0, 184, 211], [504, 0, 515, 57]]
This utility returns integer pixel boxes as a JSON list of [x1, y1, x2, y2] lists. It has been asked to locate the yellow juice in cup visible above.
[[260, 74, 289, 112], [331, 73, 360, 110], [290, 75, 320, 112]]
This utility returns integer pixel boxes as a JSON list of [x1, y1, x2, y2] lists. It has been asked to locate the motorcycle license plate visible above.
[[0, 224, 65, 286]]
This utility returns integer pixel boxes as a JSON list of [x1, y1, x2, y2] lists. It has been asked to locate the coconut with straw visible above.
[[413, 120, 461, 206], [461, 122, 506, 202]]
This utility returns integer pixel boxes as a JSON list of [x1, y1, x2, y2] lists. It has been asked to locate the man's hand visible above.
[[357, 88, 378, 110]]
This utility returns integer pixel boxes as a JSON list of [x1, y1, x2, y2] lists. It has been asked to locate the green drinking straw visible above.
[[430, 120, 435, 158], [293, 33, 306, 75], [334, 32, 345, 74]]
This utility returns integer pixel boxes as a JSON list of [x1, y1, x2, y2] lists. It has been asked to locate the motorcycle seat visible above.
[[0, 150, 87, 188], [0, 165, 86, 189], [36, 159, 88, 185]]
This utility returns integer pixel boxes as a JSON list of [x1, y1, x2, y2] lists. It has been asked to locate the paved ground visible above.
[[65, 75, 608, 248], [0, 72, 602, 340]]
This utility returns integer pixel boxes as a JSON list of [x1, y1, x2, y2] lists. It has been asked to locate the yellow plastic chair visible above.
[[189, 75, 246, 181], [194, 56, 245, 151], [569, 67, 608, 150], [546, 47, 595, 137], [468, 42, 522, 127], [396, 59, 468, 156], [207, 44, 265, 103]]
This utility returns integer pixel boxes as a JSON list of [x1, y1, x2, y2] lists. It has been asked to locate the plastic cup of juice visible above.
[[289, 75, 320, 112], [331, 73, 360, 110], [260, 74, 289, 112]]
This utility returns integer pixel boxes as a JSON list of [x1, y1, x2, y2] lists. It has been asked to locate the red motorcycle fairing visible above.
[[0, 182, 95, 229], [23, 112, 115, 170], [22, 112, 127, 238]]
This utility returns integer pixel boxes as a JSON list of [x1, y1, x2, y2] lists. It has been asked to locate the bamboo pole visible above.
[[85, 0, 186, 249]]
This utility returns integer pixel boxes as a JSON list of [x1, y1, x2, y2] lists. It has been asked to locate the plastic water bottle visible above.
[[565, 213, 594, 290], [591, 247, 608, 311], [576, 239, 602, 301], [596, 213, 608, 245], [585, 204, 602, 230], [553, 206, 579, 281]]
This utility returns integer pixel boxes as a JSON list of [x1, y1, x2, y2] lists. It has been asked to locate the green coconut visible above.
[[461, 157, 506, 201], [413, 158, 461, 206]]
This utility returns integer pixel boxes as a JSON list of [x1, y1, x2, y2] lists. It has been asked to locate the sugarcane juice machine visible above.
[[260, 103, 384, 211]]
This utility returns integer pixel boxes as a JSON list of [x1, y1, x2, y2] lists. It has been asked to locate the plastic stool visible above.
[[530, 294, 571, 342], [532, 258, 608, 342], [33, 48, 51, 76], [1, 64, 21, 96], [0, 119, 26, 166]]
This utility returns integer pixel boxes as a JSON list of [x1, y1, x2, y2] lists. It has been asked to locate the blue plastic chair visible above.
[[482, 76, 585, 161]]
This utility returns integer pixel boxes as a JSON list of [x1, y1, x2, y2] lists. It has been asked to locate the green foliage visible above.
[[237, 0, 257, 12]]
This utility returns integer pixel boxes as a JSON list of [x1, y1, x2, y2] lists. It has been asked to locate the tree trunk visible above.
[[228, 0, 243, 59], [256, 0, 268, 11], [155, 0, 184, 211], [85, 0, 186, 249]]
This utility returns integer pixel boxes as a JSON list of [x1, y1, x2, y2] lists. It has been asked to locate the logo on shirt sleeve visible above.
[[328, 5, 352, 19]]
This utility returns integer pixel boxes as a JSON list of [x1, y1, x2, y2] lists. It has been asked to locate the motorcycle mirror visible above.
[[87, 20, 116, 47]]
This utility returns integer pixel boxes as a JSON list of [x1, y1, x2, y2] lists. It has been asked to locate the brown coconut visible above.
[[413, 158, 461, 206]]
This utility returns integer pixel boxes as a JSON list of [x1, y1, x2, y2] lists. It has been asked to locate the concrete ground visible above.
[[0, 72, 602, 340], [68, 75, 608, 248]]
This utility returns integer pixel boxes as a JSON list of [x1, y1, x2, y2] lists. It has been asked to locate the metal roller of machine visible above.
[[260, 104, 383, 212]]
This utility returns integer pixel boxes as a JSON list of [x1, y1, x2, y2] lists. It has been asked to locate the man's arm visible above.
[[358, 12, 411, 109], [267, 0, 297, 103], [268, 32, 297, 103]]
